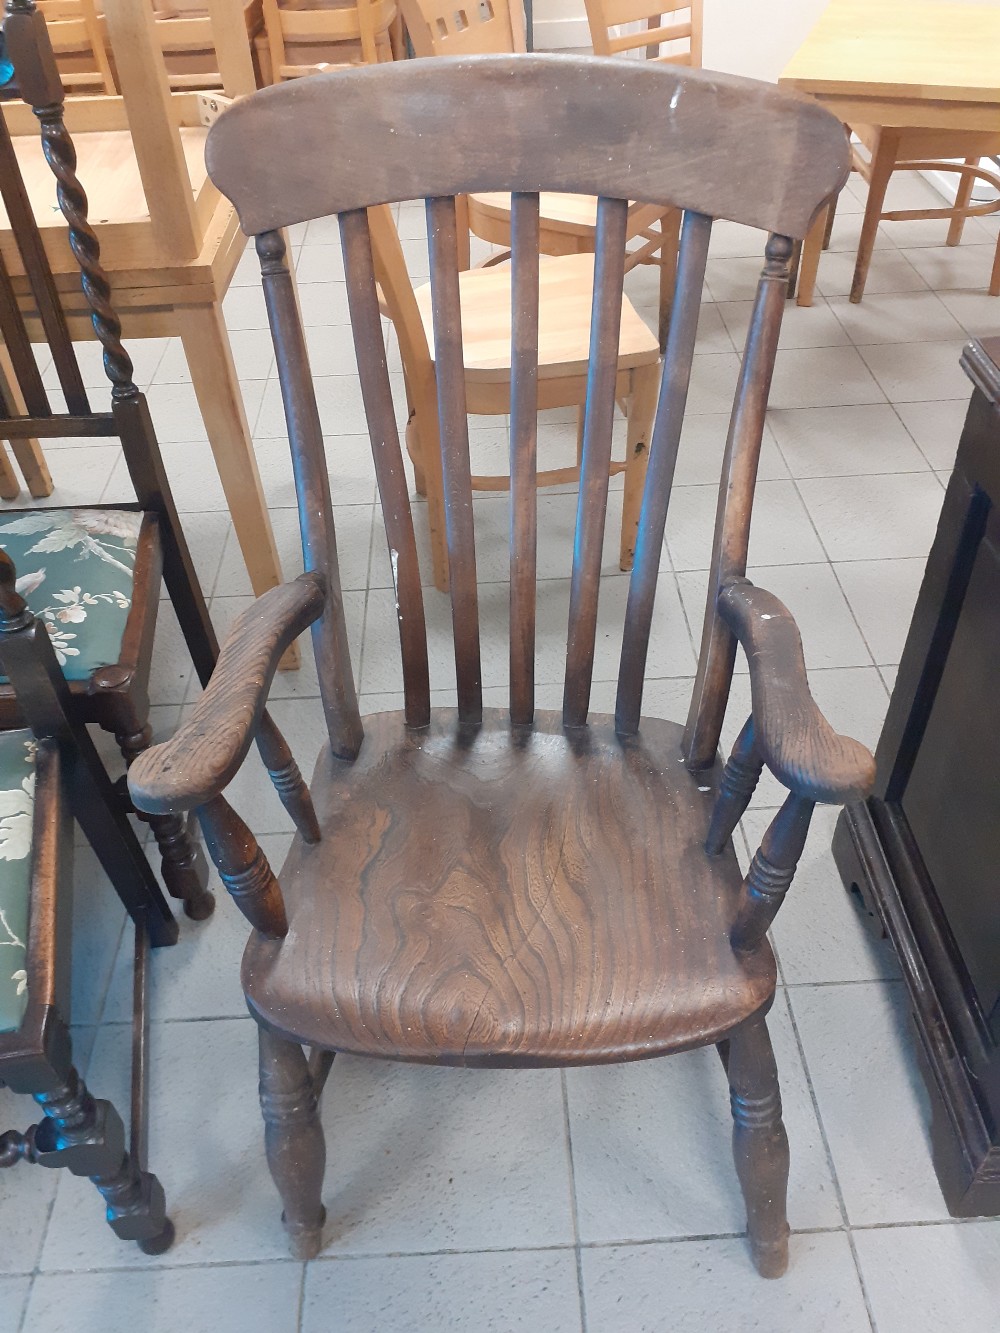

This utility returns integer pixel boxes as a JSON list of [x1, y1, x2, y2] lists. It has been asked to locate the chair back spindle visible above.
[[683, 232, 795, 769], [508, 189, 540, 725], [562, 194, 628, 728], [205, 58, 848, 762], [616, 207, 711, 734], [256, 229, 364, 758], [340, 207, 431, 728], [426, 194, 482, 725]]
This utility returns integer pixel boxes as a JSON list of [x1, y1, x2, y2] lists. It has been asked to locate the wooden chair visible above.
[[373, 202, 660, 590], [585, 0, 702, 65], [0, 0, 291, 667], [399, 0, 694, 353], [260, 0, 401, 81], [0, 549, 182, 1254], [35, 0, 116, 93], [128, 57, 870, 1275], [0, 4, 222, 921], [147, 0, 259, 96]]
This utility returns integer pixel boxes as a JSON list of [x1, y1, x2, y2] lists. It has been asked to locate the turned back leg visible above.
[[258, 1025, 327, 1259], [724, 1012, 790, 1278], [117, 723, 214, 921]]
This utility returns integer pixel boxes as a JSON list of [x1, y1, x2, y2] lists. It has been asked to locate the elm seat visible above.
[[0, 509, 139, 678], [0, 730, 36, 1033], [243, 710, 778, 1066]]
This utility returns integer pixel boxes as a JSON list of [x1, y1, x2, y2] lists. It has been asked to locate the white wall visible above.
[[534, 0, 1000, 81]]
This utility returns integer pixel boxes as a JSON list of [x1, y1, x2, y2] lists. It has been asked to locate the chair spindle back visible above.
[[205, 56, 849, 764]]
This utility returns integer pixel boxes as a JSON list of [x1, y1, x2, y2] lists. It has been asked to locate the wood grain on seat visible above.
[[244, 709, 777, 1066]]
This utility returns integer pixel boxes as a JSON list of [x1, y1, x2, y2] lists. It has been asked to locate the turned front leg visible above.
[[258, 1025, 327, 1260], [726, 1014, 790, 1278]]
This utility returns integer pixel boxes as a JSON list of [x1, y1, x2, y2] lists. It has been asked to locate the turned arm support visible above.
[[717, 580, 875, 805], [710, 580, 876, 954], [128, 573, 326, 816]]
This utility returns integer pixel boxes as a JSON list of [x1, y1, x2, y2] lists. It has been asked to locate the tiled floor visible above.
[[2, 170, 1000, 1332]]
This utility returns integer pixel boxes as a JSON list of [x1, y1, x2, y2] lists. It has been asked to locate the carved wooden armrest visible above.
[[708, 579, 876, 955], [128, 573, 326, 816], [717, 579, 875, 805]]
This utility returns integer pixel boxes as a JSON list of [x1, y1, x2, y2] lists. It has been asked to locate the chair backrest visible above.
[[585, 0, 702, 66], [36, 0, 117, 92], [149, 0, 258, 97], [400, 0, 526, 57], [205, 56, 848, 765], [262, 0, 396, 79]]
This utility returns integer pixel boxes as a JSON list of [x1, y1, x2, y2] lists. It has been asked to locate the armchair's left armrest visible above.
[[128, 572, 325, 816], [718, 580, 875, 805]]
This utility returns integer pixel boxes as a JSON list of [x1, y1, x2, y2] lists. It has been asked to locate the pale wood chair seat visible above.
[[469, 190, 662, 242], [414, 252, 659, 383], [243, 710, 777, 1065]]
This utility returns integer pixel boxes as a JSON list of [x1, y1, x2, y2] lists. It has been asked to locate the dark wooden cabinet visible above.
[[834, 336, 1000, 1217]]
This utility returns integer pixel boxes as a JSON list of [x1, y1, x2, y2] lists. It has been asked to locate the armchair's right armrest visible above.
[[128, 573, 325, 816]]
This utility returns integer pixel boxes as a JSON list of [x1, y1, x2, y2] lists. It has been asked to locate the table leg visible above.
[[176, 302, 297, 670], [796, 208, 827, 307], [850, 128, 899, 304]]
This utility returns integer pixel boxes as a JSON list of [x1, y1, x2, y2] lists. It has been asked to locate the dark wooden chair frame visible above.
[[0, 0, 219, 925], [0, 550, 175, 1252], [128, 56, 876, 1277]]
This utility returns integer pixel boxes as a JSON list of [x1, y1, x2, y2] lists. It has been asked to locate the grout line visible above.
[[781, 988, 877, 1332], [559, 1070, 588, 1333]]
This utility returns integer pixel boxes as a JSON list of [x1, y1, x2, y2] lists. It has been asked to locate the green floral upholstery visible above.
[[0, 731, 36, 1033], [0, 509, 139, 679]]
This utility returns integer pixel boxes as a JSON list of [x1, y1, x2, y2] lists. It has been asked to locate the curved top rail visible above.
[[206, 54, 850, 240]]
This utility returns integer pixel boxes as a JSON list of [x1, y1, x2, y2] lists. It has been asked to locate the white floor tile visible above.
[[581, 1232, 870, 1333], [720, 295, 851, 350], [827, 290, 965, 346], [798, 472, 943, 562], [0, 1277, 30, 1331], [790, 981, 949, 1225], [893, 398, 968, 471], [667, 480, 826, 572], [816, 248, 928, 299], [567, 991, 843, 1242], [768, 346, 885, 411], [767, 403, 929, 477], [25, 1262, 302, 1333], [748, 805, 898, 987], [834, 558, 927, 665], [319, 1059, 575, 1254], [901, 244, 999, 293], [854, 1220, 1000, 1333], [859, 340, 971, 403], [304, 1249, 582, 1333]]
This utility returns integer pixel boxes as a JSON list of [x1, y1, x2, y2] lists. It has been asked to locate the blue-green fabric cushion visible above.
[[0, 509, 139, 679], [0, 730, 36, 1033]]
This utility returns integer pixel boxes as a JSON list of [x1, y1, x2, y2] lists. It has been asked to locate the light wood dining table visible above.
[[779, 0, 1000, 305]]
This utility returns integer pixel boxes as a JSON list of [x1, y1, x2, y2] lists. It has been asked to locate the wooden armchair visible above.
[[0, 549, 179, 1253], [127, 57, 872, 1275]]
